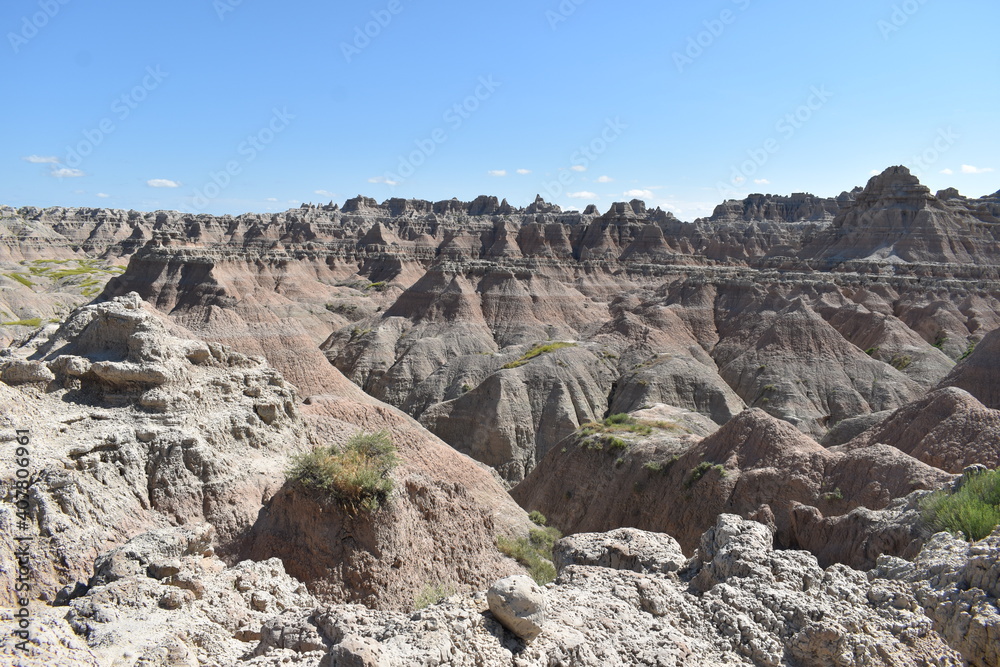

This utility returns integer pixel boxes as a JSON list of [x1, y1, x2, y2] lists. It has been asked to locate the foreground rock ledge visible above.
[[6, 514, 999, 665]]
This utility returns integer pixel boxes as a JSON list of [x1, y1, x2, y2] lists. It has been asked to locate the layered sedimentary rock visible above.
[[12, 514, 996, 666], [512, 408, 954, 568], [835, 387, 1000, 472], [0, 294, 533, 612], [3, 167, 999, 483]]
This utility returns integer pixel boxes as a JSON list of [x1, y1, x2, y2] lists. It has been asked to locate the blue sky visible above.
[[2, 0, 997, 220]]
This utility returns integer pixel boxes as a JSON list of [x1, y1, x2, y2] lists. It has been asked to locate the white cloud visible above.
[[596, 175, 614, 183], [568, 191, 598, 199], [516, 169, 531, 175], [265, 197, 278, 202], [961, 164, 994, 174], [23, 155, 60, 164], [870, 169, 881, 176], [314, 189, 336, 197], [488, 170, 507, 177], [754, 179, 770, 185], [570, 165, 587, 172], [52, 168, 84, 178], [96, 193, 110, 198], [624, 189, 654, 199], [147, 179, 180, 188], [940, 168, 954, 175], [368, 176, 399, 186]]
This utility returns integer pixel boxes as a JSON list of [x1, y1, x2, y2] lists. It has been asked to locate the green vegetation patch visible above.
[[528, 510, 547, 526], [1, 318, 43, 327], [5, 273, 34, 288], [497, 526, 562, 585], [503, 342, 578, 369], [286, 431, 400, 513], [920, 468, 1000, 542], [413, 583, 457, 610], [685, 461, 727, 489]]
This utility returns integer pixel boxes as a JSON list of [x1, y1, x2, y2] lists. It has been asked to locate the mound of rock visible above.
[[939, 326, 1000, 409], [0, 293, 308, 604], [0, 293, 534, 614], [241, 516, 965, 665], [874, 526, 1000, 667], [514, 408, 953, 567], [835, 387, 1000, 472]]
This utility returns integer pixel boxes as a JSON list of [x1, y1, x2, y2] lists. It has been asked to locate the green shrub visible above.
[[920, 469, 1000, 541], [286, 431, 400, 513], [685, 462, 726, 489], [891, 355, 912, 370], [528, 510, 547, 526], [959, 342, 976, 361], [604, 436, 628, 451], [497, 526, 562, 585], [502, 342, 577, 369], [413, 583, 456, 610]]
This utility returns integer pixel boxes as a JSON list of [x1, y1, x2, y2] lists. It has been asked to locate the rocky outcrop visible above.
[[216, 517, 972, 665], [939, 326, 1000, 409], [513, 408, 953, 567], [1, 526, 316, 667], [0, 293, 308, 604], [8, 513, 1000, 665], [241, 397, 527, 611], [0, 293, 534, 614], [835, 387, 1000, 472], [874, 526, 1000, 667], [804, 166, 1000, 265]]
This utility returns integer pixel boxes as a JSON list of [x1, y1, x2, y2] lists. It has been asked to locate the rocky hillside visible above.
[[2, 168, 999, 484], [5, 513, 999, 665], [0, 294, 532, 612]]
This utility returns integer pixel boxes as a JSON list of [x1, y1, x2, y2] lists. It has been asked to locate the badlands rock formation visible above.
[[7, 168, 960, 481], [10, 514, 1000, 666], [2, 167, 1000, 665], [513, 407, 954, 568], [0, 294, 532, 612]]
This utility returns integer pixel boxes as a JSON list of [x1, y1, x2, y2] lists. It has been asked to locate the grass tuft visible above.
[[497, 526, 562, 585], [286, 431, 400, 514], [413, 583, 457, 610], [920, 468, 1000, 542], [685, 461, 727, 489], [502, 342, 577, 369]]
